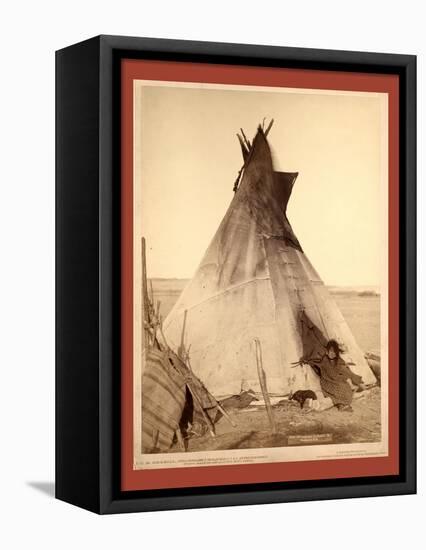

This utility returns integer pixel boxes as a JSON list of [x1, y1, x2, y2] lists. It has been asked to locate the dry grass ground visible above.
[[173, 387, 381, 452]]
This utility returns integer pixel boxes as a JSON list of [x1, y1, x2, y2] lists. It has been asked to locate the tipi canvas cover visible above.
[[163, 127, 376, 397]]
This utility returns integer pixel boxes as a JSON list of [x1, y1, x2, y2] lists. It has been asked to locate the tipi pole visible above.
[[264, 118, 274, 137], [254, 338, 277, 434], [141, 237, 151, 345], [174, 422, 186, 451], [215, 401, 237, 428], [178, 309, 188, 360], [186, 385, 216, 438], [141, 238, 149, 315]]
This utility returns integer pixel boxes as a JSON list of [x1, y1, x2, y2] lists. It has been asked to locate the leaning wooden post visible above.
[[187, 385, 216, 439], [254, 338, 277, 434], [141, 237, 151, 345], [178, 309, 188, 360]]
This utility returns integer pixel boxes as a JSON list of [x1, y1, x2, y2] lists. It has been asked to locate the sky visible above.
[[134, 81, 387, 287]]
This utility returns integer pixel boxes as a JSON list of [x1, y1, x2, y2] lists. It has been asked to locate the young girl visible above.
[[305, 340, 365, 412]]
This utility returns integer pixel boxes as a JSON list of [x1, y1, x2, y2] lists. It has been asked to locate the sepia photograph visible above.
[[132, 80, 388, 471], [54, 33, 415, 516]]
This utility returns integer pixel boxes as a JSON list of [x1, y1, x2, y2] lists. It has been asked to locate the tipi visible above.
[[162, 124, 376, 397]]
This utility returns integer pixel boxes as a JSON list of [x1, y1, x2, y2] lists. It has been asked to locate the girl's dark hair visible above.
[[326, 339, 343, 357]]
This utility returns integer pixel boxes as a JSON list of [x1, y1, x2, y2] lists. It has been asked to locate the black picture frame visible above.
[[55, 35, 416, 514]]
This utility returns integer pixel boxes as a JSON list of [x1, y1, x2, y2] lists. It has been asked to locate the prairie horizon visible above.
[[148, 278, 381, 354], [149, 277, 381, 292]]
